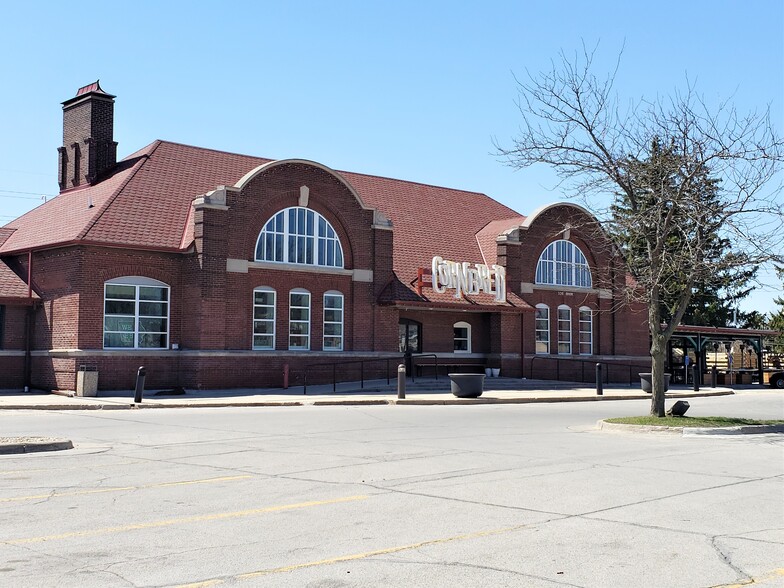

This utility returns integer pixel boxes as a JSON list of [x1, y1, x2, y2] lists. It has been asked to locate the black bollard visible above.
[[134, 366, 146, 403], [595, 363, 603, 396], [692, 364, 699, 392], [397, 364, 406, 399], [711, 365, 718, 388]]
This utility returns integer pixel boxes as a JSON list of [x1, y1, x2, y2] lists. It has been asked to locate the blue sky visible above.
[[1, 1, 782, 314]]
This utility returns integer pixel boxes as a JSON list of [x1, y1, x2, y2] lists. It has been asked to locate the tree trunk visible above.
[[650, 334, 667, 417]]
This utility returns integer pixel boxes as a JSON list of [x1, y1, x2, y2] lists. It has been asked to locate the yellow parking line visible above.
[[0, 475, 253, 503], [177, 523, 528, 587], [4, 495, 367, 545], [712, 568, 784, 587]]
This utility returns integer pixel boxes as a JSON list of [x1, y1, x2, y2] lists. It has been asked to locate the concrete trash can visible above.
[[76, 366, 98, 397], [449, 373, 485, 398]]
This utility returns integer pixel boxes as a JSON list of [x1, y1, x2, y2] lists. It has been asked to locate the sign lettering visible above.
[[431, 256, 507, 302]]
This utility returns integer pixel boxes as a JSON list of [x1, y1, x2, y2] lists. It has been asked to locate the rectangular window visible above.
[[558, 307, 571, 355], [289, 291, 311, 350], [535, 306, 549, 354], [104, 283, 169, 349], [253, 289, 276, 350], [579, 309, 593, 355], [453, 322, 470, 353], [323, 293, 343, 351]]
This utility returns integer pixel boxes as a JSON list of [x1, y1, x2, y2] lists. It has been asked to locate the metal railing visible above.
[[302, 356, 402, 395], [301, 353, 444, 394], [529, 355, 651, 385]]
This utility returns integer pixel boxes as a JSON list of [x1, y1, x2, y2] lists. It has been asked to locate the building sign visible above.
[[431, 256, 507, 302]]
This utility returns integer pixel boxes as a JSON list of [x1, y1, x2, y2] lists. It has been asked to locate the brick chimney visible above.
[[58, 81, 118, 191]]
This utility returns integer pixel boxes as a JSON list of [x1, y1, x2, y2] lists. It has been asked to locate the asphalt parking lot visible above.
[[1, 392, 782, 587]]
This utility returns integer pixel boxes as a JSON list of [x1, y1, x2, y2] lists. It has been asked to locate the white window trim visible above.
[[289, 288, 311, 351], [579, 306, 593, 356], [535, 304, 550, 355], [255, 206, 345, 268], [535, 240, 592, 288], [453, 321, 471, 354], [557, 304, 572, 355], [323, 291, 344, 352], [252, 287, 276, 350], [103, 277, 170, 350]]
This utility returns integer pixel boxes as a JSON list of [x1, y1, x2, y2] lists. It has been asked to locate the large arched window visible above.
[[256, 207, 344, 268], [535, 240, 592, 288], [104, 277, 169, 349]]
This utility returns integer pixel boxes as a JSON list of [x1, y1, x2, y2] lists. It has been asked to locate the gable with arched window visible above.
[[256, 207, 344, 268], [535, 240, 592, 288]]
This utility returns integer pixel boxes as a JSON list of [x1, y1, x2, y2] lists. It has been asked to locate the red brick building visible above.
[[0, 82, 648, 392]]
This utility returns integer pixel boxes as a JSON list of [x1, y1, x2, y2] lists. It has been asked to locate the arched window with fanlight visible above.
[[535, 240, 592, 288], [255, 207, 344, 268]]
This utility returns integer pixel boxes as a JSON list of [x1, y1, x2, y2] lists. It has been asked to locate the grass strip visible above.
[[605, 416, 784, 428]]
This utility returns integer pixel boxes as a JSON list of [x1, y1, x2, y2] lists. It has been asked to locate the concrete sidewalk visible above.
[[0, 377, 737, 410]]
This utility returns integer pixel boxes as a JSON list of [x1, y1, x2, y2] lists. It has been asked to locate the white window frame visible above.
[[535, 240, 592, 288], [453, 321, 471, 353], [323, 291, 344, 351], [557, 305, 572, 355], [103, 277, 170, 350], [579, 306, 593, 356], [535, 304, 550, 354], [255, 206, 344, 268], [289, 289, 311, 350], [252, 287, 276, 350]]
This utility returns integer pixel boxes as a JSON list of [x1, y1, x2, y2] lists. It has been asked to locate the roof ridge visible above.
[[78, 140, 162, 241], [153, 139, 274, 162], [155, 139, 507, 202]]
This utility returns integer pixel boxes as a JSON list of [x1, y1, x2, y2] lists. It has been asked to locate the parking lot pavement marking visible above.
[[177, 523, 530, 587], [3, 495, 368, 545], [711, 568, 784, 588], [0, 474, 253, 503]]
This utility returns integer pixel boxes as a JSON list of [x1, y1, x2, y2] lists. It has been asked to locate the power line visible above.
[[0, 188, 56, 197]]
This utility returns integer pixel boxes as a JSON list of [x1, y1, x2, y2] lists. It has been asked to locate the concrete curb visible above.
[[0, 387, 736, 411], [0, 438, 74, 454], [598, 420, 784, 436]]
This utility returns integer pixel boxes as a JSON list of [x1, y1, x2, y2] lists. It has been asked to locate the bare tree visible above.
[[497, 46, 784, 416]]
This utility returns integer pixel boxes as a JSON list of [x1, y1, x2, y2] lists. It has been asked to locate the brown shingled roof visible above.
[[0, 261, 37, 302], [0, 140, 530, 310]]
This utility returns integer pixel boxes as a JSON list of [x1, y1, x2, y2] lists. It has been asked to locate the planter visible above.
[[639, 372, 671, 393], [449, 373, 485, 398], [485, 368, 493, 377], [491, 368, 500, 378]]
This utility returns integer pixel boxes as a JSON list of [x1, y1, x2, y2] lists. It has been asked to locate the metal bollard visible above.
[[397, 364, 406, 399], [692, 364, 699, 392], [595, 363, 603, 396], [134, 366, 146, 403], [711, 366, 718, 388]]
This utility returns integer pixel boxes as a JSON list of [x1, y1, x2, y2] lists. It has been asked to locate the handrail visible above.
[[529, 355, 651, 385], [410, 353, 439, 381], [302, 356, 403, 395]]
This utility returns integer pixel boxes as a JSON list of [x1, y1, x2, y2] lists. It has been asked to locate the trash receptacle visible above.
[[76, 365, 98, 397]]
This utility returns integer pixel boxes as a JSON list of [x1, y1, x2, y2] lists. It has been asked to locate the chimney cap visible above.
[[62, 80, 116, 107]]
